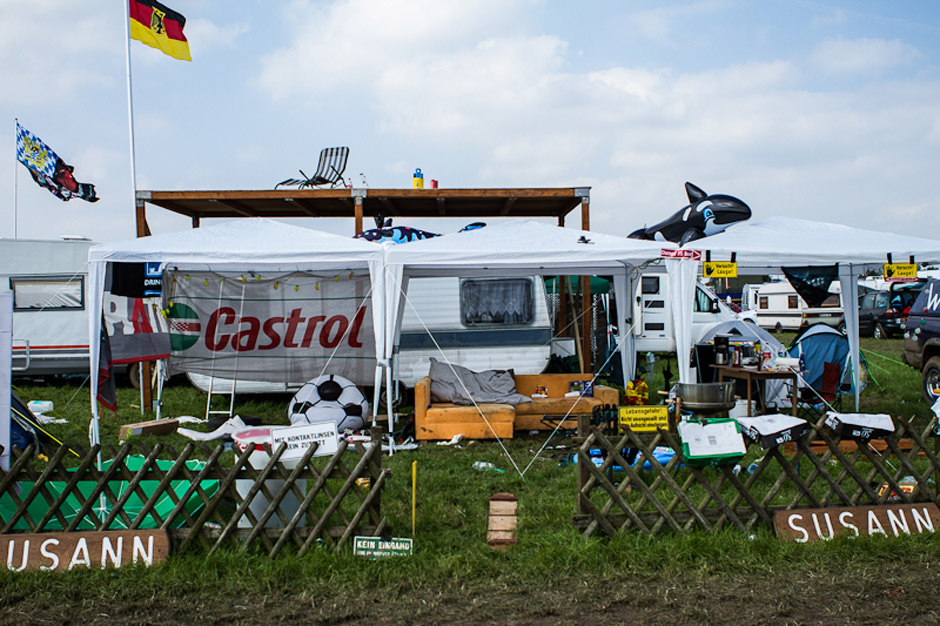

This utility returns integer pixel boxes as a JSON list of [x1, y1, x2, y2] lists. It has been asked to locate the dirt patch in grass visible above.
[[3, 561, 937, 625]]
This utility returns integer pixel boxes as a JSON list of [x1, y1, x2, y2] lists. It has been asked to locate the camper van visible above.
[[634, 272, 743, 353], [0, 237, 94, 376]]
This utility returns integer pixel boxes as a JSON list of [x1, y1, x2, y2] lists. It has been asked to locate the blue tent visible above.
[[788, 324, 864, 392]]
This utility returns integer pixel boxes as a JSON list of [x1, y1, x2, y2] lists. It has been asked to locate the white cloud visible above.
[[185, 18, 249, 54], [629, 1, 732, 45], [0, 3, 119, 105], [257, 0, 536, 98], [810, 37, 920, 75]]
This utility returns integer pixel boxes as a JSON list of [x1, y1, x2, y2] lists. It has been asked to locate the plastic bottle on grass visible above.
[[472, 461, 505, 473]]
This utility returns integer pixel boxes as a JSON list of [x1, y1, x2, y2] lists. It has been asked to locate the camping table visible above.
[[712, 365, 799, 417]]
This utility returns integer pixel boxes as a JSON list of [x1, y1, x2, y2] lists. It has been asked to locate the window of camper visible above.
[[10, 276, 84, 311], [461, 278, 535, 326], [788, 295, 799, 309], [759, 296, 768, 309]]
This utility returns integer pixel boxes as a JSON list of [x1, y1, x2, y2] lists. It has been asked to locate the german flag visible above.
[[130, 0, 191, 61]]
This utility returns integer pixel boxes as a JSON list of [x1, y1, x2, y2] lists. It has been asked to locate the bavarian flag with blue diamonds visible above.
[[16, 121, 98, 203], [130, 0, 192, 61]]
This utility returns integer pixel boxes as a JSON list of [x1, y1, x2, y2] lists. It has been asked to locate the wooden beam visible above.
[[211, 199, 255, 217], [291, 198, 320, 217], [500, 197, 517, 217], [437, 197, 446, 216], [379, 197, 399, 217]]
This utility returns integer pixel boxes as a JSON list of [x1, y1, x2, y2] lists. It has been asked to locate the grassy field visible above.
[[2, 336, 939, 625]]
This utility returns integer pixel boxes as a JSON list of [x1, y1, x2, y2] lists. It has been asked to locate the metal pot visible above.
[[675, 382, 736, 413]]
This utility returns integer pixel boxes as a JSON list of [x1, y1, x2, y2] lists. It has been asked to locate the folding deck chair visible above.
[[276, 147, 350, 189], [779, 361, 842, 420]]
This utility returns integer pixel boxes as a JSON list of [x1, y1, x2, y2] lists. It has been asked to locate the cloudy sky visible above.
[[2, 0, 939, 244]]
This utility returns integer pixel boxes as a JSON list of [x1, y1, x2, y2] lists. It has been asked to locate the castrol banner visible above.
[[164, 270, 375, 385]]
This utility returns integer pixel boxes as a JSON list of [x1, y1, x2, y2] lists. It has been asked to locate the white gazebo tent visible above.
[[381, 219, 677, 413], [87, 218, 387, 447], [671, 216, 940, 408]]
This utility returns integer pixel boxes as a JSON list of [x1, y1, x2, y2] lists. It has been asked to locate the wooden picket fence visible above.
[[0, 428, 388, 555], [574, 413, 940, 536]]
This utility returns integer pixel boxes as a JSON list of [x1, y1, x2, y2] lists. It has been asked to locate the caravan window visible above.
[[10, 276, 84, 311], [641, 277, 660, 294], [759, 296, 768, 310], [461, 278, 535, 326], [788, 295, 799, 309]]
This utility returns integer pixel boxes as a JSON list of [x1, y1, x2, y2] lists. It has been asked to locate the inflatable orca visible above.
[[628, 182, 751, 245]]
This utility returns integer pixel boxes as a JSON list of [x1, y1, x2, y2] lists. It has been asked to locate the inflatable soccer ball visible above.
[[288, 374, 369, 431]]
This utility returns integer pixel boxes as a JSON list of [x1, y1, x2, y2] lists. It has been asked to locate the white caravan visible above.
[[752, 281, 806, 332], [751, 280, 844, 332], [0, 237, 94, 376], [633, 272, 743, 353]]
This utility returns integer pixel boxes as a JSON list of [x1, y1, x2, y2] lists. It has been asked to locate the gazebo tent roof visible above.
[[678, 216, 940, 271]]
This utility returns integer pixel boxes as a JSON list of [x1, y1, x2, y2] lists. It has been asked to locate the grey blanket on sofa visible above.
[[429, 358, 532, 406]]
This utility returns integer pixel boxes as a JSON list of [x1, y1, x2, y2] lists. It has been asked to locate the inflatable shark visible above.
[[628, 182, 751, 245]]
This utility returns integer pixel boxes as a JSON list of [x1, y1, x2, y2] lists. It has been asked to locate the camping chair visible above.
[[276, 147, 350, 189], [788, 361, 842, 421]]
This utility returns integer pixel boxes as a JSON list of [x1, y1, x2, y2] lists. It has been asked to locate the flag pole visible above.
[[123, 0, 139, 233], [12, 118, 17, 238]]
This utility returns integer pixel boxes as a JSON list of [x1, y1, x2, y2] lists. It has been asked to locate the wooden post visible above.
[[135, 197, 150, 238], [576, 414, 590, 515], [134, 197, 154, 412], [579, 196, 591, 373], [354, 194, 363, 235]]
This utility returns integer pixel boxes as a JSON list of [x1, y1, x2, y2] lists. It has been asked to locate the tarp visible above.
[[383, 219, 676, 409], [675, 216, 940, 409], [87, 219, 386, 445]]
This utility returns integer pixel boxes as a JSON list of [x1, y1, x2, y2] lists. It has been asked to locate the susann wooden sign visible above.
[[1, 530, 170, 572], [774, 503, 940, 543]]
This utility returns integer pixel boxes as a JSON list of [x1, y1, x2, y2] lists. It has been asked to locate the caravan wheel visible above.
[[377, 381, 411, 410], [128, 363, 141, 390], [774, 322, 783, 334]]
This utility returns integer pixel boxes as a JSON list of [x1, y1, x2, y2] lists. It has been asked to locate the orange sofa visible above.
[[414, 373, 619, 441]]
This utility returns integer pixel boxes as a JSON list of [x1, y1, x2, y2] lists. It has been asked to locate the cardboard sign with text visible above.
[[271, 421, 339, 460]]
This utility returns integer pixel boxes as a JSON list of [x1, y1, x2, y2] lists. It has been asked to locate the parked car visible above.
[[902, 279, 940, 403], [858, 281, 926, 339]]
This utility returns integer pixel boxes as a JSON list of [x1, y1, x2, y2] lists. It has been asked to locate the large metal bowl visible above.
[[676, 382, 736, 413]]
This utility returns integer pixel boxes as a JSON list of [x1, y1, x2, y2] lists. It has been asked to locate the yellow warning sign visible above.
[[883, 263, 917, 280], [703, 261, 737, 278], [618, 406, 669, 433]]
